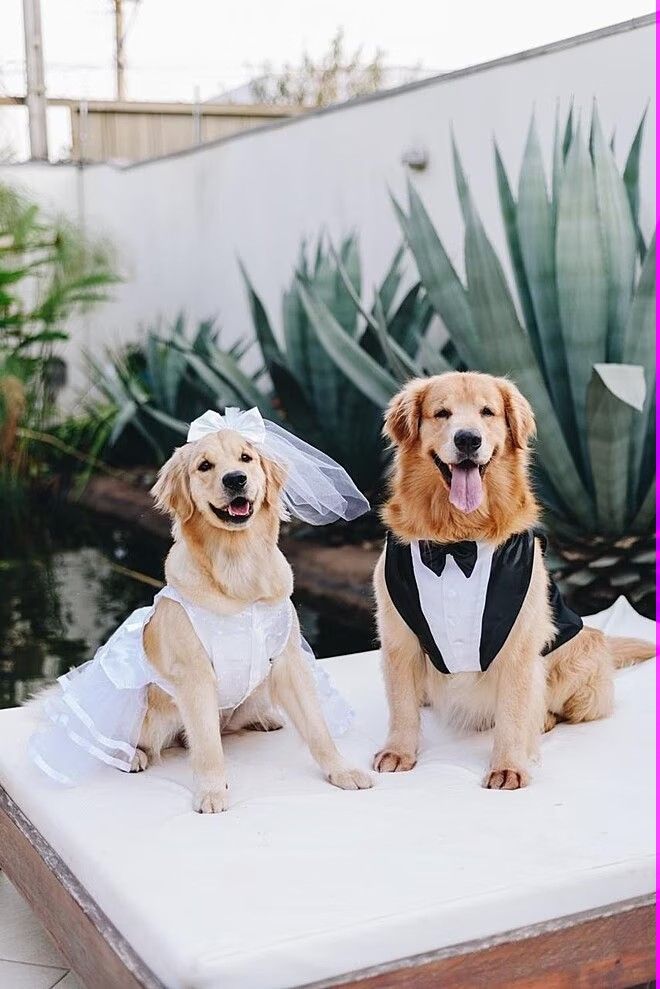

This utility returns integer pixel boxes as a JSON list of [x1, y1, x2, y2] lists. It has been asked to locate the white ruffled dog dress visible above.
[[30, 587, 352, 785]]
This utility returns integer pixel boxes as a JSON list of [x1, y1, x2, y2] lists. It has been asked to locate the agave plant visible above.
[[242, 235, 438, 495], [299, 106, 654, 616], [91, 315, 269, 465], [394, 105, 654, 614]]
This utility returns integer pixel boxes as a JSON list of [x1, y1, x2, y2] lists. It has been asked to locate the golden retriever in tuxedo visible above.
[[374, 372, 653, 789]]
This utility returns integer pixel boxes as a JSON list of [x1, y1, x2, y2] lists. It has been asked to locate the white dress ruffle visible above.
[[30, 586, 353, 785]]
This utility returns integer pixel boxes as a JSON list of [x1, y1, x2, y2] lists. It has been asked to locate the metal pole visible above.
[[78, 99, 88, 164], [22, 0, 48, 160], [114, 0, 126, 101], [193, 85, 202, 145]]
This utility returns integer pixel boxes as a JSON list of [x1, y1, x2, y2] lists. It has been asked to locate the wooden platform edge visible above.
[[308, 894, 656, 989], [0, 784, 165, 989], [0, 782, 655, 989]]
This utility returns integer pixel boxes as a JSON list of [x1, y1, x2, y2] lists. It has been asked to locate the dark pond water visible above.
[[0, 499, 375, 710]]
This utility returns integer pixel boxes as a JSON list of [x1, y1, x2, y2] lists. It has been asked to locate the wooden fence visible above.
[[0, 96, 301, 163]]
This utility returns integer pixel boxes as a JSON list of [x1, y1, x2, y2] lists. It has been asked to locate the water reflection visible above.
[[0, 502, 163, 708], [0, 498, 374, 709]]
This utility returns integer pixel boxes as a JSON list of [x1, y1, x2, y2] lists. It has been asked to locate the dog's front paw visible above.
[[484, 767, 529, 790], [327, 766, 374, 790], [194, 784, 229, 814], [129, 748, 148, 773], [373, 749, 417, 773]]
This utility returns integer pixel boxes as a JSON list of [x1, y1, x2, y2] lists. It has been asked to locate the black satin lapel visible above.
[[384, 535, 450, 675], [543, 577, 583, 655], [480, 531, 535, 671]]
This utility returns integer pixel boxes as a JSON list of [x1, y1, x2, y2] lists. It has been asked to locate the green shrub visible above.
[[0, 182, 117, 491]]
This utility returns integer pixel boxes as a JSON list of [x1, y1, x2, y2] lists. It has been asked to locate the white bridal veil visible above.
[[187, 407, 370, 525]]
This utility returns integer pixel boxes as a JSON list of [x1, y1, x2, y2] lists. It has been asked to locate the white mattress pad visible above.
[[0, 596, 654, 988]]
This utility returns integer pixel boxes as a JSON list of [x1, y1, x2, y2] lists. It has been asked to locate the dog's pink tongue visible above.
[[449, 464, 483, 513], [228, 498, 250, 517]]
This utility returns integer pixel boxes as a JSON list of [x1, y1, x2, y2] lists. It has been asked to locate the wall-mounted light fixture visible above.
[[401, 146, 429, 170]]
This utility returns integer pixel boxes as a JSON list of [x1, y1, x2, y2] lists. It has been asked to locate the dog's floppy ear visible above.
[[262, 454, 288, 519], [151, 445, 194, 521], [384, 378, 429, 447], [498, 378, 536, 450]]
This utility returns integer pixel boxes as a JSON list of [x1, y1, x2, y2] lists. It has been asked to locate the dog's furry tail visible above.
[[605, 635, 656, 669]]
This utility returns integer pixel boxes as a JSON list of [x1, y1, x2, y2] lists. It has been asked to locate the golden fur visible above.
[[137, 429, 372, 812], [374, 372, 654, 789]]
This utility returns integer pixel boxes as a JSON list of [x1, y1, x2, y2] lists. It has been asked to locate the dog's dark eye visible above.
[[434, 408, 451, 419], [240, 453, 252, 463], [198, 460, 213, 472], [481, 407, 495, 417]]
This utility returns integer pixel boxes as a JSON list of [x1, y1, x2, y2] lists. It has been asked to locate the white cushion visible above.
[[0, 596, 655, 989]]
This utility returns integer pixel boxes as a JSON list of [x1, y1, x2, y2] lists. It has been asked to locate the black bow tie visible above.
[[420, 540, 478, 579]]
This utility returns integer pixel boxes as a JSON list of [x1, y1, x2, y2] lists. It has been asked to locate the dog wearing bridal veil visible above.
[[30, 408, 374, 812]]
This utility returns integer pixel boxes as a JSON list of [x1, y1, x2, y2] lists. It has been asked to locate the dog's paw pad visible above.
[[129, 748, 148, 773], [484, 768, 529, 790], [373, 749, 417, 773], [328, 767, 374, 790]]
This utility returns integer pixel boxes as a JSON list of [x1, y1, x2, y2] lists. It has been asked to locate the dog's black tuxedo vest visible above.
[[384, 529, 582, 675]]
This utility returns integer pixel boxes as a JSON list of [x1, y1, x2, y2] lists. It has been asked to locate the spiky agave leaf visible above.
[[329, 241, 416, 381], [376, 243, 405, 318], [240, 261, 285, 371], [621, 233, 656, 505], [586, 363, 645, 532], [385, 283, 434, 358], [622, 107, 648, 259], [494, 142, 541, 368], [370, 291, 416, 382], [90, 315, 267, 466], [451, 139, 594, 524], [294, 238, 353, 432], [515, 118, 578, 450], [393, 183, 481, 368], [591, 107, 637, 363], [296, 279, 399, 409], [239, 262, 323, 441], [555, 122, 608, 471]]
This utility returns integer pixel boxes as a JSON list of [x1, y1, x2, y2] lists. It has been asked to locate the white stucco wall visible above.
[[0, 17, 655, 396]]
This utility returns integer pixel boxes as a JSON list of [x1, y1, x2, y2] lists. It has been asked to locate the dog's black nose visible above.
[[454, 429, 482, 456], [222, 470, 247, 492]]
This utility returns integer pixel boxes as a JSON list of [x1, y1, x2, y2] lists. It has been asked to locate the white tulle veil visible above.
[[187, 407, 370, 525]]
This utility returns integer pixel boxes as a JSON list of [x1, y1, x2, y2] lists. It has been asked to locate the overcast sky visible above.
[[0, 0, 653, 157], [1, 0, 653, 101]]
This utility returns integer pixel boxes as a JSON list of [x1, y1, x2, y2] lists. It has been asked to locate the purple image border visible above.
[[655, 2, 659, 980]]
